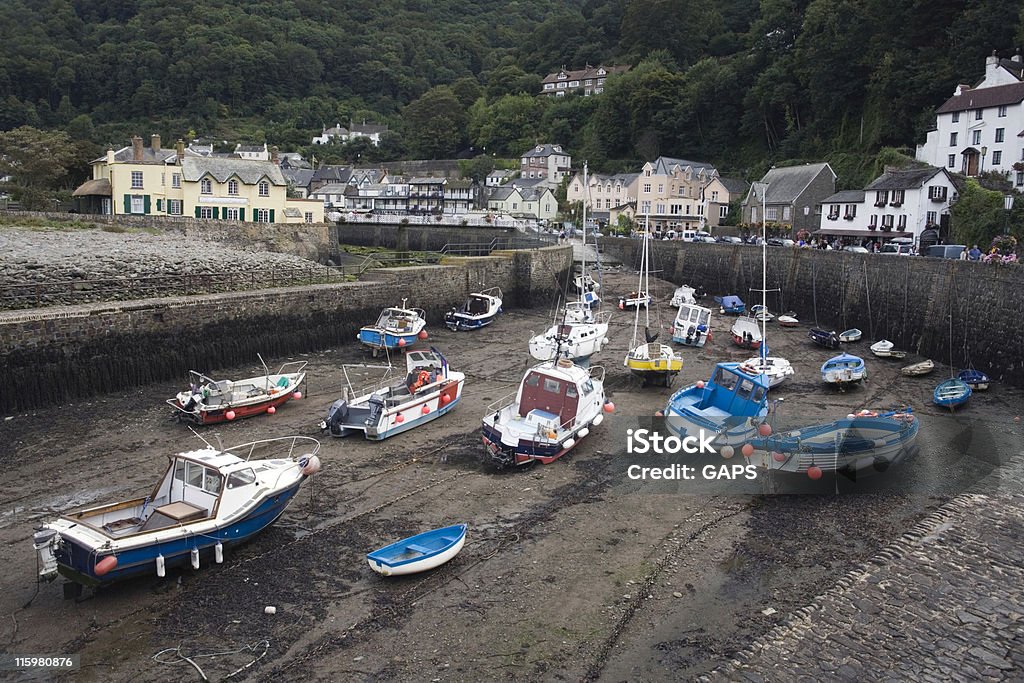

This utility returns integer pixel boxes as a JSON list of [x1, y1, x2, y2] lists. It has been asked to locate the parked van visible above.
[[679, 230, 697, 242], [925, 244, 967, 259], [880, 237, 915, 256]]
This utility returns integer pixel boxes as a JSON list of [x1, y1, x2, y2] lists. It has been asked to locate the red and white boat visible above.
[[481, 358, 609, 468], [168, 357, 306, 425]]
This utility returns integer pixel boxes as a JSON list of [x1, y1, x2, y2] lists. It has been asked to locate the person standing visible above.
[[968, 244, 982, 261]]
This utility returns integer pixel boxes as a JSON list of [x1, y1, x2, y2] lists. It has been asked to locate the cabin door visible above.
[[561, 383, 579, 429]]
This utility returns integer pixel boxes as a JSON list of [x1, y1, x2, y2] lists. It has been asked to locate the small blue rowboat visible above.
[[714, 295, 745, 314], [934, 378, 972, 409], [367, 524, 467, 576], [957, 369, 990, 391]]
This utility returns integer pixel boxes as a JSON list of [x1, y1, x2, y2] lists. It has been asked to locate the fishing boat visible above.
[[731, 316, 763, 349], [870, 339, 907, 359], [750, 304, 774, 321], [715, 295, 745, 314], [778, 312, 800, 327], [168, 357, 306, 425], [934, 378, 972, 408], [320, 349, 464, 440], [671, 303, 712, 347], [528, 314, 610, 363], [808, 328, 841, 349], [664, 362, 771, 448], [358, 299, 427, 356], [958, 368, 990, 391], [821, 352, 867, 385], [901, 359, 935, 376], [444, 288, 502, 331], [32, 436, 322, 589], [671, 285, 696, 307], [482, 359, 608, 468], [740, 353, 794, 388], [366, 524, 467, 576], [746, 409, 920, 476], [624, 221, 682, 387], [839, 328, 863, 343], [618, 290, 652, 310]]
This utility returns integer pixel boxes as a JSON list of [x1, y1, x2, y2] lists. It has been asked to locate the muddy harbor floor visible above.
[[1, 271, 1022, 682]]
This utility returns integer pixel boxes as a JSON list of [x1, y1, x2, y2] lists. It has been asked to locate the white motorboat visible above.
[[672, 303, 712, 347], [671, 285, 696, 308], [741, 355, 794, 388], [870, 339, 907, 359]]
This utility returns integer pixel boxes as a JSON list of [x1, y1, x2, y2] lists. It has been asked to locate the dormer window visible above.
[[200, 178, 212, 194], [557, 72, 567, 80]]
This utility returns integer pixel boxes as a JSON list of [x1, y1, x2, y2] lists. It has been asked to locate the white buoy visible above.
[[215, 542, 224, 564], [264, 606, 277, 615], [191, 548, 200, 570], [156, 553, 166, 577]]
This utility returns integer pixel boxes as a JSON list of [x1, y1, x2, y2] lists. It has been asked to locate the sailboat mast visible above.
[[761, 183, 768, 358], [580, 162, 588, 304], [643, 215, 651, 329]]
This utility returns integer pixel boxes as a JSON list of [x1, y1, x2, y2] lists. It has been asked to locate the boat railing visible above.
[[275, 360, 309, 376], [587, 365, 607, 382], [341, 363, 396, 400], [485, 391, 518, 416], [225, 435, 322, 463]]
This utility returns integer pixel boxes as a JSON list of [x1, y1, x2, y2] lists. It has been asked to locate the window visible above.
[[711, 191, 719, 201], [1017, 172, 1024, 187], [200, 207, 214, 219], [172, 173, 181, 188], [928, 186, 947, 201], [995, 128, 1005, 143], [544, 83, 554, 90], [186, 462, 204, 487], [130, 195, 145, 214], [948, 154, 956, 168], [227, 468, 256, 489], [255, 208, 271, 223], [161, 172, 165, 187], [881, 215, 894, 228], [891, 190, 904, 206], [971, 130, 981, 145], [525, 373, 539, 387], [657, 203, 665, 214], [992, 151, 1002, 166], [643, 183, 651, 193], [657, 184, 664, 193], [998, 105, 1007, 117], [719, 205, 729, 218], [926, 211, 937, 224], [258, 181, 269, 197], [204, 469, 222, 494], [174, 459, 186, 481], [950, 132, 958, 146], [952, 112, 960, 123], [131, 171, 143, 189], [868, 215, 877, 227], [843, 204, 857, 219], [566, 384, 578, 399], [875, 190, 889, 206], [227, 179, 239, 195], [200, 178, 212, 194], [782, 206, 791, 220], [224, 207, 240, 220], [543, 378, 561, 393], [305, 212, 314, 224], [975, 108, 983, 120], [765, 206, 779, 221], [897, 215, 907, 229], [640, 201, 651, 214], [167, 199, 182, 215]]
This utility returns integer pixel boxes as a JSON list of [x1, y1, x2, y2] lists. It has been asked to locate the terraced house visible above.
[[72, 135, 323, 223]]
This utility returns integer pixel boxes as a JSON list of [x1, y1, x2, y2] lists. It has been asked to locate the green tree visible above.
[[402, 86, 466, 159], [0, 126, 76, 210], [950, 178, 1006, 247]]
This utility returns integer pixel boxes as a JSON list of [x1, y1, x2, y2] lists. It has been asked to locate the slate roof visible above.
[[489, 187, 518, 201], [282, 168, 314, 189], [936, 81, 1024, 114], [235, 144, 266, 153], [864, 167, 943, 191], [753, 163, 835, 204], [409, 177, 445, 185], [518, 187, 553, 201], [97, 146, 178, 164], [350, 123, 388, 135], [312, 165, 352, 183], [821, 190, 866, 204], [181, 157, 286, 185], [522, 144, 566, 159], [508, 177, 546, 188], [541, 65, 629, 86], [718, 177, 750, 195], [649, 156, 717, 177], [311, 183, 349, 195]]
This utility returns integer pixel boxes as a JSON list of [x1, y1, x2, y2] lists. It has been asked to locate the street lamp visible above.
[[981, 146, 988, 174], [1005, 194, 1015, 234]]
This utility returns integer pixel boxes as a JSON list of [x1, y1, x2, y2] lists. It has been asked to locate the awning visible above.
[[72, 178, 111, 197], [814, 228, 911, 238]]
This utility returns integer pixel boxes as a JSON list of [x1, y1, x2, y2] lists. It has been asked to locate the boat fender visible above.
[[577, 427, 590, 439], [95, 555, 118, 576], [215, 542, 224, 564], [299, 454, 322, 476], [592, 413, 604, 427], [156, 553, 166, 578], [561, 438, 576, 451], [191, 548, 200, 570]]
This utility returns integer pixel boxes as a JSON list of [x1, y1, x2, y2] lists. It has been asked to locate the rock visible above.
[[673, 592, 683, 598]]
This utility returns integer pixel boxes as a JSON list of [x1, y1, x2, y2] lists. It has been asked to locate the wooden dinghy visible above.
[[901, 359, 935, 376], [367, 524, 467, 576]]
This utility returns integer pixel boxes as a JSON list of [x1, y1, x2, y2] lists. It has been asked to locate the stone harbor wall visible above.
[[0, 245, 571, 412], [599, 238, 1024, 387], [335, 223, 547, 252]]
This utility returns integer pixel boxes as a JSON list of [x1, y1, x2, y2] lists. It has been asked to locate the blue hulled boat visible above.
[[821, 353, 867, 385], [715, 295, 745, 314], [957, 368, 990, 391], [444, 288, 503, 331], [664, 362, 770, 447], [358, 299, 427, 355], [934, 378, 972, 409], [32, 437, 321, 588]]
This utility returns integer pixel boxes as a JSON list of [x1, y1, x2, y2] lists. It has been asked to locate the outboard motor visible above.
[[32, 529, 59, 581], [366, 394, 385, 427], [323, 399, 349, 436]]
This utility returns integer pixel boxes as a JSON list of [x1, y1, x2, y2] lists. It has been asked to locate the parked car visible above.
[[716, 235, 744, 244], [766, 238, 795, 247], [694, 235, 717, 243], [843, 245, 870, 253], [924, 244, 967, 259]]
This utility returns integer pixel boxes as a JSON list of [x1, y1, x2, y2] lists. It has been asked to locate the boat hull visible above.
[[358, 328, 422, 351], [367, 524, 467, 576], [934, 379, 972, 408], [481, 414, 603, 468], [174, 391, 297, 425], [53, 479, 304, 587], [444, 311, 500, 331]]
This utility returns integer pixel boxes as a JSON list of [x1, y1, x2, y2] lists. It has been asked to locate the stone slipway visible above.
[[702, 458, 1024, 682]]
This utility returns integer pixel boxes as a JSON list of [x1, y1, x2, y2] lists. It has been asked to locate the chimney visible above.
[[151, 134, 161, 153], [1013, 48, 1022, 64], [271, 145, 279, 165], [106, 149, 115, 164], [131, 135, 143, 161], [986, 49, 1000, 78], [954, 83, 972, 96], [175, 139, 185, 165]]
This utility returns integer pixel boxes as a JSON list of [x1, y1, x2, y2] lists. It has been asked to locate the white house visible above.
[[234, 143, 269, 161], [916, 50, 1024, 182], [817, 166, 958, 244], [487, 186, 557, 221], [312, 124, 348, 145]]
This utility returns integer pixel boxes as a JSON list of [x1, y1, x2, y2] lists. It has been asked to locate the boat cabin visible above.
[[375, 307, 422, 332], [693, 363, 769, 418], [517, 364, 596, 431]]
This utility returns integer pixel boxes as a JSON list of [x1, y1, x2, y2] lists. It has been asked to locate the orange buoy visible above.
[[772, 451, 785, 463], [758, 423, 772, 437], [225, 410, 236, 421], [267, 406, 276, 415], [395, 413, 405, 423], [418, 330, 429, 340], [421, 404, 430, 414], [696, 381, 705, 389], [440, 393, 451, 405], [293, 391, 302, 400], [741, 443, 754, 458], [398, 338, 407, 347], [807, 466, 823, 480], [95, 555, 118, 576], [603, 402, 615, 413]]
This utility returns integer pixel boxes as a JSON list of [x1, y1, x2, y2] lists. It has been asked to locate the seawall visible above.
[[599, 238, 1024, 386], [0, 245, 571, 412]]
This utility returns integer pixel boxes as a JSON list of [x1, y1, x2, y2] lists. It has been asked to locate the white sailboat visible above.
[[529, 161, 610, 362], [624, 218, 682, 386], [741, 182, 793, 387]]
